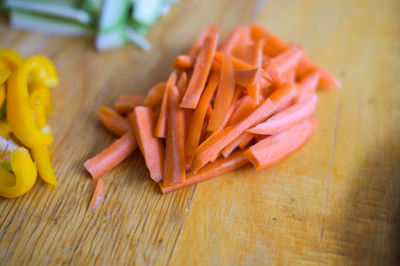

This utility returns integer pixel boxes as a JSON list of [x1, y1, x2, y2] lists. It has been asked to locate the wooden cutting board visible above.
[[0, 0, 399, 264]]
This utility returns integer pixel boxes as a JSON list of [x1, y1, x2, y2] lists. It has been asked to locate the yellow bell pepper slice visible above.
[[0, 85, 5, 108], [0, 147, 37, 198], [7, 55, 58, 148], [30, 81, 53, 115], [30, 147, 57, 186], [0, 121, 12, 139], [0, 49, 24, 71], [0, 69, 11, 84]]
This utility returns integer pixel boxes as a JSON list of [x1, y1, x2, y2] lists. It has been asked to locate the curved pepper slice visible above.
[[7, 55, 59, 148], [0, 121, 12, 139], [30, 81, 53, 115], [30, 147, 57, 186], [0, 147, 37, 198], [0, 49, 24, 71]]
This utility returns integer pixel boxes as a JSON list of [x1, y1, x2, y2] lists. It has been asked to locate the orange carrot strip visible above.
[[214, 52, 253, 70], [248, 94, 318, 135], [155, 71, 177, 138], [115, 94, 145, 114], [238, 132, 254, 148], [160, 150, 248, 194], [235, 68, 261, 88], [294, 70, 320, 104], [164, 85, 186, 186], [221, 133, 248, 158], [297, 56, 341, 89], [265, 46, 304, 84], [220, 26, 248, 55], [260, 77, 272, 90], [185, 73, 219, 155], [88, 178, 105, 213], [176, 72, 188, 96], [191, 82, 296, 172], [189, 26, 219, 57], [221, 86, 241, 128], [131, 106, 165, 182], [98, 106, 131, 136], [229, 95, 258, 126], [245, 117, 317, 170], [250, 23, 290, 57], [232, 28, 252, 62], [84, 131, 137, 179], [173, 55, 196, 70], [144, 82, 166, 107], [181, 31, 219, 109], [208, 56, 235, 131]]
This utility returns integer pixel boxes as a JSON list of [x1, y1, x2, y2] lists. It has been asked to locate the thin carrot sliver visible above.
[[155, 71, 177, 138], [245, 117, 317, 170], [164, 85, 186, 186], [115, 94, 144, 114], [297, 56, 341, 89], [235, 68, 261, 88], [294, 70, 320, 104], [265, 46, 304, 84], [214, 52, 253, 70], [228, 95, 258, 126], [185, 72, 219, 155], [188, 26, 219, 57], [220, 26, 248, 55], [88, 179, 105, 213], [144, 82, 166, 107], [191, 82, 296, 172], [248, 94, 318, 135], [98, 106, 131, 136], [84, 131, 137, 179], [250, 23, 290, 57], [221, 86, 241, 128], [176, 72, 188, 96], [180, 30, 219, 109], [208, 55, 235, 131], [160, 150, 248, 194], [238, 132, 254, 148], [173, 55, 195, 70], [221, 133, 248, 158], [131, 106, 165, 182]]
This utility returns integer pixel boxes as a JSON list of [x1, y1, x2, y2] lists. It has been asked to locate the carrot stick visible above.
[[131, 106, 165, 182], [84, 131, 137, 179], [188, 26, 219, 57], [173, 55, 195, 70], [185, 72, 219, 155], [208, 56, 235, 131], [221, 86, 241, 128], [297, 56, 341, 89], [248, 94, 318, 135], [220, 26, 248, 55], [164, 85, 186, 186], [294, 70, 320, 103], [191, 82, 296, 172], [98, 106, 131, 136], [245, 117, 317, 170], [214, 52, 253, 70], [238, 132, 254, 148], [228, 95, 259, 126], [250, 23, 290, 57], [235, 68, 261, 88], [115, 94, 145, 114], [155, 71, 177, 138], [176, 72, 188, 96], [88, 178, 105, 213], [160, 150, 248, 194], [265, 46, 304, 84], [144, 82, 166, 107], [221, 133, 248, 158], [180, 31, 219, 109], [259, 77, 272, 90]]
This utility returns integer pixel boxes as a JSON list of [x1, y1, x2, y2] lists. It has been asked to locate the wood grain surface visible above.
[[0, 0, 399, 265]]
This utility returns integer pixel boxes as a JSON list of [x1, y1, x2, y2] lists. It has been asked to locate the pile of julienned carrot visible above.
[[84, 23, 340, 211]]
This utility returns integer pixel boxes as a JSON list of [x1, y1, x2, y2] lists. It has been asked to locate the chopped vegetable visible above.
[[84, 131, 137, 179], [98, 106, 131, 136], [85, 24, 339, 198], [88, 178, 105, 213]]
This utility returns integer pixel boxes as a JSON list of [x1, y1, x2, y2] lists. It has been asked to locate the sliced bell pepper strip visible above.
[[0, 147, 37, 198], [0, 49, 24, 71], [7, 55, 59, 148], [30, 146, 57, 186]]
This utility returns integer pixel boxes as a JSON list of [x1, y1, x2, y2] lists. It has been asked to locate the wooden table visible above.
[[0, 0, 399, 265]]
